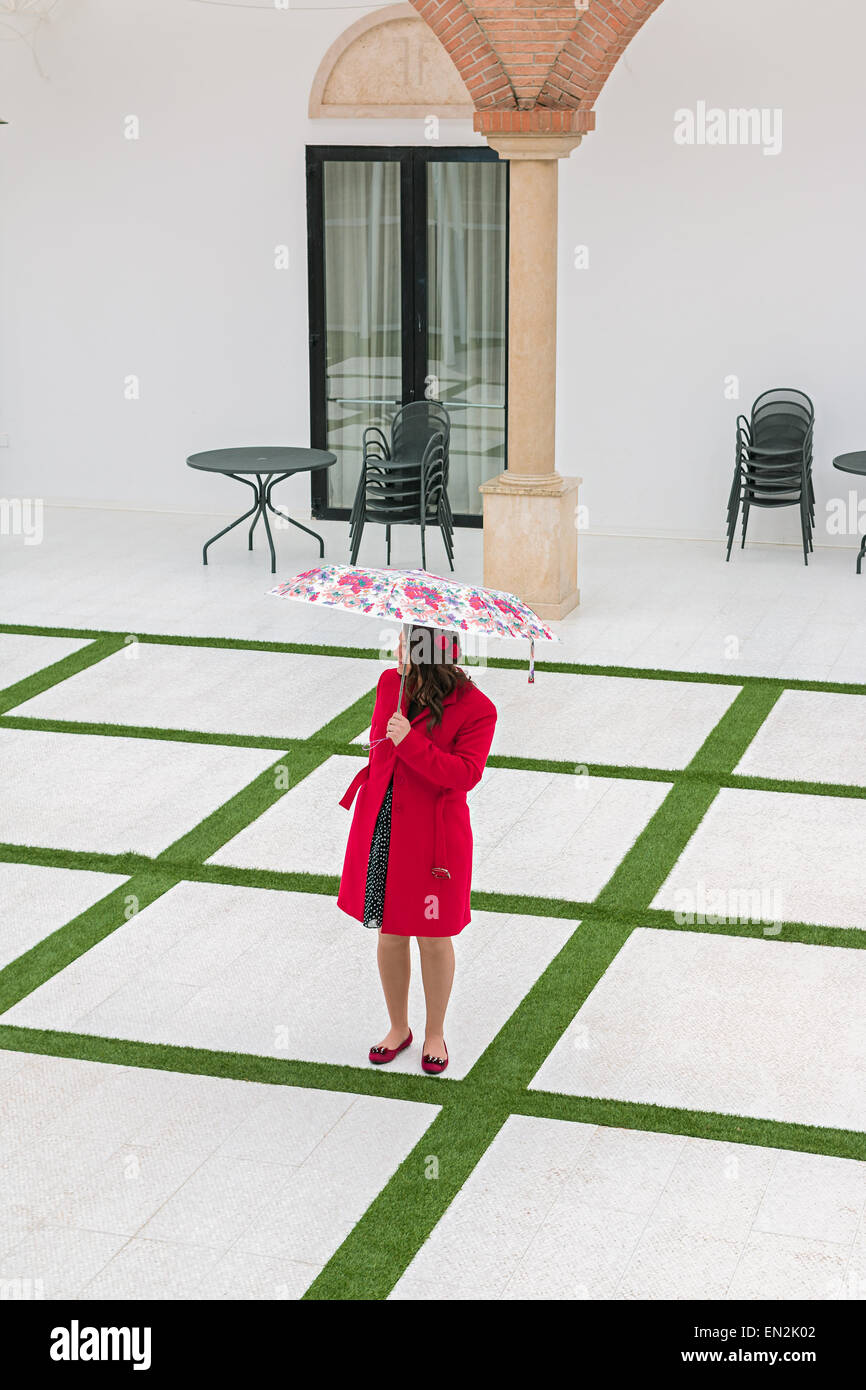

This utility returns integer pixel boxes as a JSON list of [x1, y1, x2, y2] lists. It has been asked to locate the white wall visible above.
[[1, 0, 862, 546], [558, 0, 866, 545], [0, 0, 479, 519]]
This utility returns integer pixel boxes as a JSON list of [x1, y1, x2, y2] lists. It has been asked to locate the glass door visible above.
[[307, 146, 508, 525], [426, 158, 507, 516]]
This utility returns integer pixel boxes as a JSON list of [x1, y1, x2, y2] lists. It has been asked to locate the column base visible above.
[[478, 471, 582, 620]]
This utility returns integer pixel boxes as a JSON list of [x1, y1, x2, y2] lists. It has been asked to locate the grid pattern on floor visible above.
[[0, 621, 865, 1300]]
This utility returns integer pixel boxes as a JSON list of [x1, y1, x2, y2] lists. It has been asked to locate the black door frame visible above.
[[305, 144, 509, 527]]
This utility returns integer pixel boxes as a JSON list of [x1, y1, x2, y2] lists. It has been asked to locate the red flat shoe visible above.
[[369, 1030, 412, 1065], [421, 1042, 448, 1075]]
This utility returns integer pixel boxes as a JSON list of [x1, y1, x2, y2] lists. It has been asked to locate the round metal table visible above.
[[832, 452, 866, 573], [187, 447, 336, 573]]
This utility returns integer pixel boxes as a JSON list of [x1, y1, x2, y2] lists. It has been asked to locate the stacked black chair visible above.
[[349, 401, 454, 570], [727, 389, 815, 565]]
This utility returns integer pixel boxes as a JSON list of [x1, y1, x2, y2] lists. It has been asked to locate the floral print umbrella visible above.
[[267, 565, 559, 683]]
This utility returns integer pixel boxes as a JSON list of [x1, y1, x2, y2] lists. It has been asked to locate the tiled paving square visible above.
[[736, 688, 866, 787], [472, 668, 739, 768], [0, 1050, 438, 1298], [529, 929, 866, 1132], [2, 881, 575, 1080], [652, 786, 866, 930], [8, 644, 381, 739], [0, 727, 277, 855]]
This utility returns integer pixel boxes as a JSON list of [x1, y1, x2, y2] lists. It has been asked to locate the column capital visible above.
[[474, 107, 595, 159], [486, 133, 584, 160]]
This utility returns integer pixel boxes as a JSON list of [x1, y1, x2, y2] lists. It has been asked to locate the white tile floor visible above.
[[735, 688, 866, 787], [2, 881, 574, 1080], [209, 754, 671, 902], [0, 634, 91, 692], [0, 863, 127, 971], [8, 645, 381, 740], [529, 929, 866, 1133], [652, 786, 866, 930], [0, 1050, 438, 1298], [0, 727, 278, 855], [390, 1115, 866, 1300]]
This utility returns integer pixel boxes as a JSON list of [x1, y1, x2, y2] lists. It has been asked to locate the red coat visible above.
[[337, 666, 497, 938]]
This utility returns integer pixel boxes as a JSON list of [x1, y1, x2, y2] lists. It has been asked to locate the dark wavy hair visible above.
[[404, 625, 469, 729]]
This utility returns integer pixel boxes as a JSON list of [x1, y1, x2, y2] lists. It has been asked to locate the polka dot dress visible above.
[[363, 777, 393, 931], [362, 697, 421, 931]]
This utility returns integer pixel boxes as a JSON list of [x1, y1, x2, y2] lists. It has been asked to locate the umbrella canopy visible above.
[[267, 565, 559, 684]]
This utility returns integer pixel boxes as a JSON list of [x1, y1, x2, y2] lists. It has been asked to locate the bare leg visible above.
[[376, 930, 411, 1047], [417, 936, 455, 1058]]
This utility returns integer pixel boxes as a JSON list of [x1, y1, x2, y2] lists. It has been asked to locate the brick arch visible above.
[[408, 0, 665, 118], [539, 0, 665, 110], [409, 0, 517, 110]]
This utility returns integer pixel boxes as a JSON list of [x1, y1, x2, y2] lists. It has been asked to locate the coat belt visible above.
[[339, 764, 451, 879], [338, 765, 369, 810]]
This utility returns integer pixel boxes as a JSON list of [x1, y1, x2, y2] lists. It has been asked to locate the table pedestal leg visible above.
[[245, 474, 277, 572], [857, 533, 866, 575]]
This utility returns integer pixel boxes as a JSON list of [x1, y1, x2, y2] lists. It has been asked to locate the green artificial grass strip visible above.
[[0, 622, 386, 660], [180, 865, 343, 898], [724, 771, 866, 800], [467, 917, 633, 1093], [0, 716, 315, 752], [641, 907, 866, 949], [688, 680, 784, 776], [160, 749, 314, 866], [515, 1091, 866, 1163], [596, 683, 783, 916], [0, 1024, 440, 1105], [0, 844, 150, 875], [594, 779, 719, 915], [0, 871, 175, 1014], [303, 1096, 508, 1301], [0, 635, 125, 713]]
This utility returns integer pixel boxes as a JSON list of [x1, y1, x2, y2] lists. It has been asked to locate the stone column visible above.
[[479, 131, 583, 620]]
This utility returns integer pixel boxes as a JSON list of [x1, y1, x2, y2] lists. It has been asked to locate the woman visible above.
[[337, 625, 497, 1075]]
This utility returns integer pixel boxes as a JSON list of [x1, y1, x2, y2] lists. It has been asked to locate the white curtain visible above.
[[323, 161, 401, 509]]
